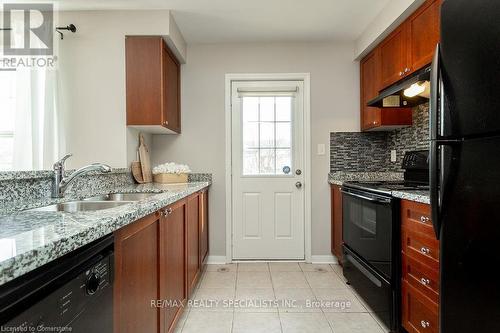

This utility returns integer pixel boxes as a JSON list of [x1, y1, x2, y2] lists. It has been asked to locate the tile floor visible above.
[[174, 263, 389, 333]]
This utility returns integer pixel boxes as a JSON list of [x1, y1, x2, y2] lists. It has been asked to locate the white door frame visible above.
[[224, 73, 311, 263]]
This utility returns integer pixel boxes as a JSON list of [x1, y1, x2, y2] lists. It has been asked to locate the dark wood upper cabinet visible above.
[[114, 213, 159, 333], [360, 50, 381, 130], [360, 49, 412, 131], [186, 193, 200, 297], [379, 25, 409, 88], [159, 200, 187, 333], [359, 0, 440, 131], [379, 0, 440, 88], [407, 0, 441, 73], [126, 36, 181, 134]]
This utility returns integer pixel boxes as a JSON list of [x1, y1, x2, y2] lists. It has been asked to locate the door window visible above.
[[241, 96, 293, 175]]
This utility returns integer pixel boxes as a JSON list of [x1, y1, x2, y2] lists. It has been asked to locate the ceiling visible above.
[[42, 0, 391, 43]]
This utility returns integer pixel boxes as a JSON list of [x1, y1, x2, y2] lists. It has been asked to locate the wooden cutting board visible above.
[[138, 134, 152, 183]]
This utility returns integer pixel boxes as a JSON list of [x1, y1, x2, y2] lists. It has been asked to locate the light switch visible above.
[[391, 150, 397, 162], [317, 144, 326, 156]]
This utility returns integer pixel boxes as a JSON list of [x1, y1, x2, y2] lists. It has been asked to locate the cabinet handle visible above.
[[420, 247, 431, 255], [163, 120, 169, 126], [420, 277, 430, 286], [163, 208, 173, 215], [420, 216, 430, 223], [421, 320, 430, 328], [405, 67, 411, 73], [399, 71, 404, 76]]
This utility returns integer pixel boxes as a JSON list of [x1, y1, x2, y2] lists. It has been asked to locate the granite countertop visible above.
[[0, 181, 210, 286], [328, 172, 430, 204], [328, 171, 404, 185], [391, 190, 430, 204]]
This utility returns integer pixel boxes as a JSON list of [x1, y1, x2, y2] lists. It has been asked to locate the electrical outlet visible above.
[[391, 150, 397, 162], [317, 144, 326, 155]]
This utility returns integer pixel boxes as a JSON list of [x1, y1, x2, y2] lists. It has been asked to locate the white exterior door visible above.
[[231, 80, 305, 260]]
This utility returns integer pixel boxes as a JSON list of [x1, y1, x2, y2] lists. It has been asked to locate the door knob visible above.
[[295, 182, 302, 189], [295, 169, 302, 175]]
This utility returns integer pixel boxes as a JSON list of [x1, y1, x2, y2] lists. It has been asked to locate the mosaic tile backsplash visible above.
[[330, 103, 430, 172]]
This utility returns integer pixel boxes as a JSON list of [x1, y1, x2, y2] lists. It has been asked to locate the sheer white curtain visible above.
[[10, 13, 63, 170], [12, 69, 62, 170]]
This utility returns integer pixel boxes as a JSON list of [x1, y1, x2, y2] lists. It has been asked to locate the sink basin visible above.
[[27, 201, 133, 213], [83, 192, 158, 202]]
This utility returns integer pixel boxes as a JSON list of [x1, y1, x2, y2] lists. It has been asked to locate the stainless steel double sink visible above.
[[27, 192, 158, 213]]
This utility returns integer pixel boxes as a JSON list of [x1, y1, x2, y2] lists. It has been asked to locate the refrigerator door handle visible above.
[[430, 44, 442, 239], [430, 44, 440, 141], [430, 141, 441, 239]]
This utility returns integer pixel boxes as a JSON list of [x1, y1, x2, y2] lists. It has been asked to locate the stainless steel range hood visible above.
[[367, 65, 431, 108]]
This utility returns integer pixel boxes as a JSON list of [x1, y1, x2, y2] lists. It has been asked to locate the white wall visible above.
[[354, 0, 425, 59], [57, 10, 185, 169], [151, 42, 360, 257]]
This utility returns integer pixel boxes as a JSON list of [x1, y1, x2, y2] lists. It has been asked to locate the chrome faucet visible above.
[[52, 154, 112, 198]]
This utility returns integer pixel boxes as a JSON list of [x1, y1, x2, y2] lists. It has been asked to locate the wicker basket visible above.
[[153, 173, 188, 184]]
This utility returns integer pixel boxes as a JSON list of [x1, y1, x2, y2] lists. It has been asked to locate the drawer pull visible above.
[[420, 247, 431, 255], [421, 320, 430, 328], [420, 216, 430, 223], [420, 277, 430, 286]]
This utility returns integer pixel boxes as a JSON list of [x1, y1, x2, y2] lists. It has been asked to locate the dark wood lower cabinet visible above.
[[199, 189, 209, 268], [401, 200, 439, 333], [186, 193, 201, 297], [114, 212, 160, 333], [114, 189, 209, 333], [159, 200, 187, 333], [330, 185, 343, 263]]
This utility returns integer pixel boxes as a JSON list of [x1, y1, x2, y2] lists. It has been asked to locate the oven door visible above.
[[341, 187, 394, 279]]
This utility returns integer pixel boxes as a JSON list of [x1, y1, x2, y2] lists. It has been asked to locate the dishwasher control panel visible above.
[[3, 252, 113, 332]]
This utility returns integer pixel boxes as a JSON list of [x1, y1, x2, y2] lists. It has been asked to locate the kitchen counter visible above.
[[391, 190, 430, 204], [0, 181, 210, 286], [328, 172, 430, 204], [328, 171, 404, 185]]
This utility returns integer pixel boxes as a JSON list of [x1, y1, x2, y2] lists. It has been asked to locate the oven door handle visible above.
[[340, 189, 392, 204], [345, 253, 382, 287]]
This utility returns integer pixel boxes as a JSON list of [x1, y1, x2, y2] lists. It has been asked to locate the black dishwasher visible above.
[[0, 234, 114, 332]]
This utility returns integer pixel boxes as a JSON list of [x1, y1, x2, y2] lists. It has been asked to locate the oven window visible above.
[[342, 192, 393, 278]]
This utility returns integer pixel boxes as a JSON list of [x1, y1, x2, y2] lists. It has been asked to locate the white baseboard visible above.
[[206, 256, 228, 264], [206, 255, 339, 265], [310, 254, 339, 264]]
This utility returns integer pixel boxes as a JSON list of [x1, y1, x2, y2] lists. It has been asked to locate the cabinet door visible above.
[[159, 201, 187, 333], [331, 185, 343, 263], [379, 26, 408, 88], [407, 0, 441, 73], [161, 43, 181, 133], [114, 213, 159, 333], [199, 190, 209, 269], [186, 193, 200, 296], [360, 50, 382, 130], [126, 37, 162, 126], [402, 281, 439, 333]]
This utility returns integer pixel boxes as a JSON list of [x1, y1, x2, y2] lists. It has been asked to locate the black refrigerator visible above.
[[430, 0, 500, 332]]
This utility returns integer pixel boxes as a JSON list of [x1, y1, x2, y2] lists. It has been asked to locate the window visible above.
[[0, 71, 16, 171], [242, 96, 293, 175]]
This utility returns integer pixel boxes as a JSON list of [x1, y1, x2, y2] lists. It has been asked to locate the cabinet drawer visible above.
[[402, 254, 439, 303], [402, 281, 438, 333], [403, 228, 439, 270], [401, 200, 434, 238]]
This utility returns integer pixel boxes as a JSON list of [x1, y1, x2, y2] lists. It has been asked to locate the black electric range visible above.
[[341, 150, 429, 333]]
